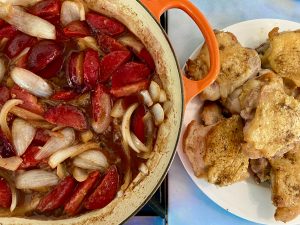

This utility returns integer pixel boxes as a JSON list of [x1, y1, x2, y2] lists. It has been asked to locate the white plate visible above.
[[177, 19, 300, 225]]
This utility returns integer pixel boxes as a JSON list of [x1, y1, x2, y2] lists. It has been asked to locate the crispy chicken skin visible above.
[[243, 73, 300, 159], [186, 31, 261, 100], [262, 28, 300, 86], [204, 115, 249, 186], [183, 121, 212, 177], [200, 102, 223, 126], [270, 149, 300, 222]]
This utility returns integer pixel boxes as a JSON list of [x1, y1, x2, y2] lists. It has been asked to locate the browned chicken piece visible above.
[[242, 73, 300, 159], [186, 31, 261, 100], [270, 149, 300, 222], [262, 28, 300, 86], [200, 102, 223, 126], [182, 121, 213, 177], [204, 115, 249, 186], [249, 158, 271, 183]]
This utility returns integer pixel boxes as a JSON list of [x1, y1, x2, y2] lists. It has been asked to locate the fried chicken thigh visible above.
[[262, 28, 300, 86], [242, 73, 300, 159], [270, 149, 300, 222], [186, 31, 261, 100]]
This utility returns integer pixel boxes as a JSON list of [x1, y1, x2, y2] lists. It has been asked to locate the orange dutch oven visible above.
[[1, 0, 219, 224]]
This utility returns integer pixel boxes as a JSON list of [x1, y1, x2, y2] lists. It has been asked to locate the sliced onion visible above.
[[149, 81, 160, 103], [140, 90, 153, 107], [77, 150, 108, 169], [0, 38, 8, 50], [10, 106, 44, 121], [15, 170, 59, 189], [0, 170, 18, 212], [0, 57, 6, 82], [163, 101, 172, 114], [0, 156, 22, 171], [72, 167, 88, 182], [0, 0, 42, 6], [80, 130, 93, 143], [35, 128, 75, 160], [110, 99, 126, 118], [0, 99, 23, 138], [120, 141, 132, 192], [11, 47, 30, 66], [159, 89, 167, 103], [118, 34, 144, 53], [11, 67, 53, 98], [77, 36, 100, 52], [121, 103, 140, 153], [12, 119, 36, 156], [131, 132, 149, 152], [73, 156, 103, 170], [48, 142, 99, 168], [151, 103, 164, 126], [143, 112, 154, 150], [138, 163, 149, 175], [56, 163, 68, 179], [0, 5, 55, 39], [61, 0, 85, 26]]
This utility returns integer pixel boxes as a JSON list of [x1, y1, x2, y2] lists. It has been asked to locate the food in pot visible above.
[[183, 29, 300, 222], [0, 0, 168, 218]]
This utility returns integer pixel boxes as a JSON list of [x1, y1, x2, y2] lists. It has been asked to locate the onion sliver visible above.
[[0, 57, 6, 82], [11, 67, 53, 98], [0, 157, 22, 171], [131, 132, 149, 152], [35, 128, 75, 160], [121, 103, 140, 153], [61, 1, 85, 26], [0, 0, 42, 6], [0, 170, 18, 212], [138, 163, 149, 175], [110, 99, 126, 118], [72, 167, 88, 182], [12, 119, 36, 156], [151, 103, 164, 126], [77, 150, 108, 169], [48, 142, 99, 168], [120, 141, 132, 192], [0, 5, 55, 39], [15, 170, 59, 189], [77, 36, 100, 51], [159, 90, 167, 103], [11, 47, 30, 65], [140, 90, 153, 107], [56, 163, 68, 179], [0, 99, 23, 138], [149, 81, 160, 103], [73, 157, 104, 170], [118, 34, 144, 53], [10, 106, 44, 121]]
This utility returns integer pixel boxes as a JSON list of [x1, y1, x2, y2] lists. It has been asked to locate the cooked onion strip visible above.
[[151, 103, 164, 126], [72, 167, 88, 182], [12, 119, 36, 156], [0, 0, 42, 6], [140, 90, 153, 107], [11, 67, 53, 98], [0, 99, 23, 138], [77, 36, 100, 51], [48, 142, 99, 168], [0, 196, 40, 216], [56, 163, 68, 179], [120, 141, 132, 192], [0, 57, 6, 82], [0, 5, 55, 39], [0, 156, 22, 171], [10, 106, 44, 121], [159, 89, 167, 103], [61, 1, 85, 26], [0, 170, 18, 212], [143, 112, 155, 151], [121, 103, 140, 153], [73, 156, 104, 170], [110, 99, 126, 118], [131, 132, 149, 152], [77, 149, 108, 168], [149, 81, 161, 103], [138, 163, 149, 175], [35, 128, 75, 160], [11, 47, 30, 65], [15, 170, 59, 189]]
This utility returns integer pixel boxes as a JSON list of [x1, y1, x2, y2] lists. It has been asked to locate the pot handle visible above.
[[140, 0, 220, 106]]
